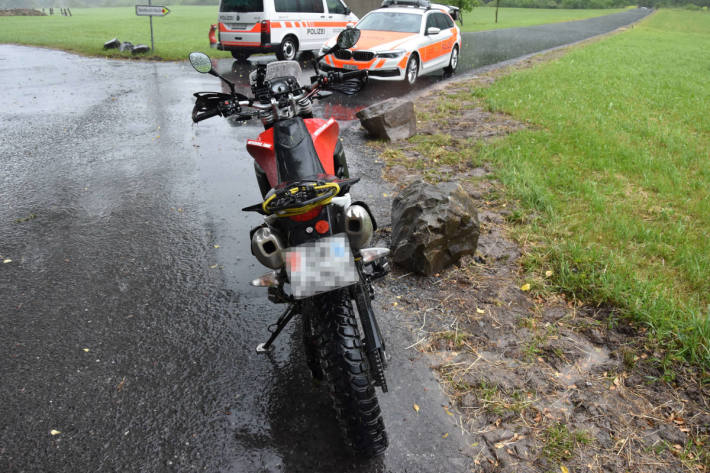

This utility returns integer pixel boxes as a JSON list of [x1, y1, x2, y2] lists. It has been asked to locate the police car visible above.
[[214, 0, 359, 61], [319, 0, 461, 85]]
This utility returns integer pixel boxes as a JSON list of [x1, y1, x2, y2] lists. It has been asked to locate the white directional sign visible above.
[[135, 5, 170, 16]]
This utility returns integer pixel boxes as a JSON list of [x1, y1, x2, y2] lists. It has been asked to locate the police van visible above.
[[215, 0, 358, 61]]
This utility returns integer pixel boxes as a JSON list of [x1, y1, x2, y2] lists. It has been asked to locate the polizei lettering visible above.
[[306, 28, 325, 35]]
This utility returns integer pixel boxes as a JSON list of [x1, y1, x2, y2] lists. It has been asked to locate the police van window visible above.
[[275, 0, 324, 12], [220, 0, 264, 12], [326, 0, 346, 14]]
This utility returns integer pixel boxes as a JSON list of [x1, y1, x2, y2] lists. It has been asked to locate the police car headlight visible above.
[[377, 50, 405, 59]]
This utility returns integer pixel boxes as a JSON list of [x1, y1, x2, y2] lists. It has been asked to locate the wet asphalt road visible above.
[[0, 8, 649, 473]]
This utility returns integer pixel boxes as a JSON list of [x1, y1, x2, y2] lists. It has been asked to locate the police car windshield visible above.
[[357, 12, 422, 33], [220, 0, 264, 12]]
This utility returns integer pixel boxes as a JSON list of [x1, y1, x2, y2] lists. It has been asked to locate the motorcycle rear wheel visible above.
[[308, 290, 388, 457]]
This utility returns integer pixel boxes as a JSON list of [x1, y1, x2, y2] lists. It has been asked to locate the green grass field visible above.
[[474, 10, 710, 369], [0, 5, 628, 60], [458, 6, 629, 33], [0, 6, 234, 60]]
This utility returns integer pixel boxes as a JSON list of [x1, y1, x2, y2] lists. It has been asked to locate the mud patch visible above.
[[370, 44, 709, 473]]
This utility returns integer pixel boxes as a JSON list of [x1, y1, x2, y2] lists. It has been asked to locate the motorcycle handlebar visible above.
[[192, 69, 367, 122]]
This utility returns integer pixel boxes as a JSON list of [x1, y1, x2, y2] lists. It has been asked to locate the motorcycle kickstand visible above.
[[256, 304, 298, 353]]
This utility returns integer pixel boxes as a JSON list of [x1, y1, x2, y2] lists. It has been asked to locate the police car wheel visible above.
[[444, 45, 458, 75], [277, 36, 298, 61], [405, 54, 419, 86]]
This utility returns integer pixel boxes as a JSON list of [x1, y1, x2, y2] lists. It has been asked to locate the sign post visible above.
[[135, 3, 171, 52]]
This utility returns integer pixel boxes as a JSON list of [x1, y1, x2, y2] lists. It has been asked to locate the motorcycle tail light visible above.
[[289, 206, 321, 222]]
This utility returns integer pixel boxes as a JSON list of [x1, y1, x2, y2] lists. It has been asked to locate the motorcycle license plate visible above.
[[285, 234, 358, 299], [343, 64, 358, 70]]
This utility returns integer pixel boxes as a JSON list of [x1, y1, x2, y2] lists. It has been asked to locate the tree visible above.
[[448, 0, 481, 25]]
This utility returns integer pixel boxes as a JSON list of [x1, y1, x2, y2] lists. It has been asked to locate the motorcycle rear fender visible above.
[[246, 118, 340, 188]]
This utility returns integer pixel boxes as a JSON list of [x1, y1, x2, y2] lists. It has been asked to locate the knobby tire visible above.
[[308, 290, 388, 457]]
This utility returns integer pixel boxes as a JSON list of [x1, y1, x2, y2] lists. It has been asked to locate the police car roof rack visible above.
[[381, 0, 431, 9]]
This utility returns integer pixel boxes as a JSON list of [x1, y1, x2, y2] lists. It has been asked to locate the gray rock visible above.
[[391, 181, 480, 275], [657, 422, 687, 445], [131, 44, 150, 55], [103, 38, 120, 50], [356, 97, 416, 141], [119, 41, 134, 52]]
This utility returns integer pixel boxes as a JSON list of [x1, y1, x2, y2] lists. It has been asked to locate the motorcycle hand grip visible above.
[[192, 106, 221, 123]]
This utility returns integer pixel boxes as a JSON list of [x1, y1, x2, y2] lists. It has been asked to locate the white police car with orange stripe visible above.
[[318, 0, 461, 85], [215, 0, 358, 61]]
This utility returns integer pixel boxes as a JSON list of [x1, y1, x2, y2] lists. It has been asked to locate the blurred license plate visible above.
[[343, 64, 358, 70], [286, 234, 358, 299]]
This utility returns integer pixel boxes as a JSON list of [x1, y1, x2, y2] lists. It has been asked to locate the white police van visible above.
[[215, 0, 358, 61]]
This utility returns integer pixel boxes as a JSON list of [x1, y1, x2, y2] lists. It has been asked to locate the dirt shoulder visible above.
[[369, 42, 709, 472]]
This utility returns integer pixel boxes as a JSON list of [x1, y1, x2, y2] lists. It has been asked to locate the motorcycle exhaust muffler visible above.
[[251, 226, 285, 269]]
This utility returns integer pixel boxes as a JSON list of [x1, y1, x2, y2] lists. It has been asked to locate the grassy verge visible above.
[[398, 10, 710, 370], [458, 6, 630, 33], [0, 6, 233, 60]]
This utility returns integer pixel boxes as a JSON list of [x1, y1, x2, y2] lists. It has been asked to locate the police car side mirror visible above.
[[426, 27, 441, 35], [344, 6, 351, 14]]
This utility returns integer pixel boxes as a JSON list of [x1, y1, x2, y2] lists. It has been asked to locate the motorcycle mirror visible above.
[[314, 28, 360, 72], [189, 52, 213, 74], [189, 51, 238, 95], [336, 27, 360, 50]]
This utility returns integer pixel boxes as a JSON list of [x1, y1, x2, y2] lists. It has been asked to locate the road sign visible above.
[[135, 5, 170, 17]]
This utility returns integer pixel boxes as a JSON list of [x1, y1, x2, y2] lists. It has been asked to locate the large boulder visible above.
[[391, 181, 480, 276], [356, 98, 416, 141]]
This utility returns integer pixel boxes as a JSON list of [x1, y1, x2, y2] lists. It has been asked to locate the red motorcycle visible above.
[[189, 28, 390, 457]]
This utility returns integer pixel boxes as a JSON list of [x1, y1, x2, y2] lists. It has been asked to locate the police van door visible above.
[[274, 0, 327, 50], [324, 0, 354, 39]]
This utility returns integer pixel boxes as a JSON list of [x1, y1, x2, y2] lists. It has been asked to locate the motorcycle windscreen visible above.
[[285, 234, 359, 299], [273, 118, 325, 184], [265, 61, 302, 80]]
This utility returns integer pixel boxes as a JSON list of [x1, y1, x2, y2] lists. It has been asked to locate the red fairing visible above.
[[247, 129, 276, 185], [246, 118, 339, 188]]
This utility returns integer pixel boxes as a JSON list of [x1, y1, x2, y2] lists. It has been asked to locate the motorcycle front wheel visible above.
[[306, 290, 388, 457]]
